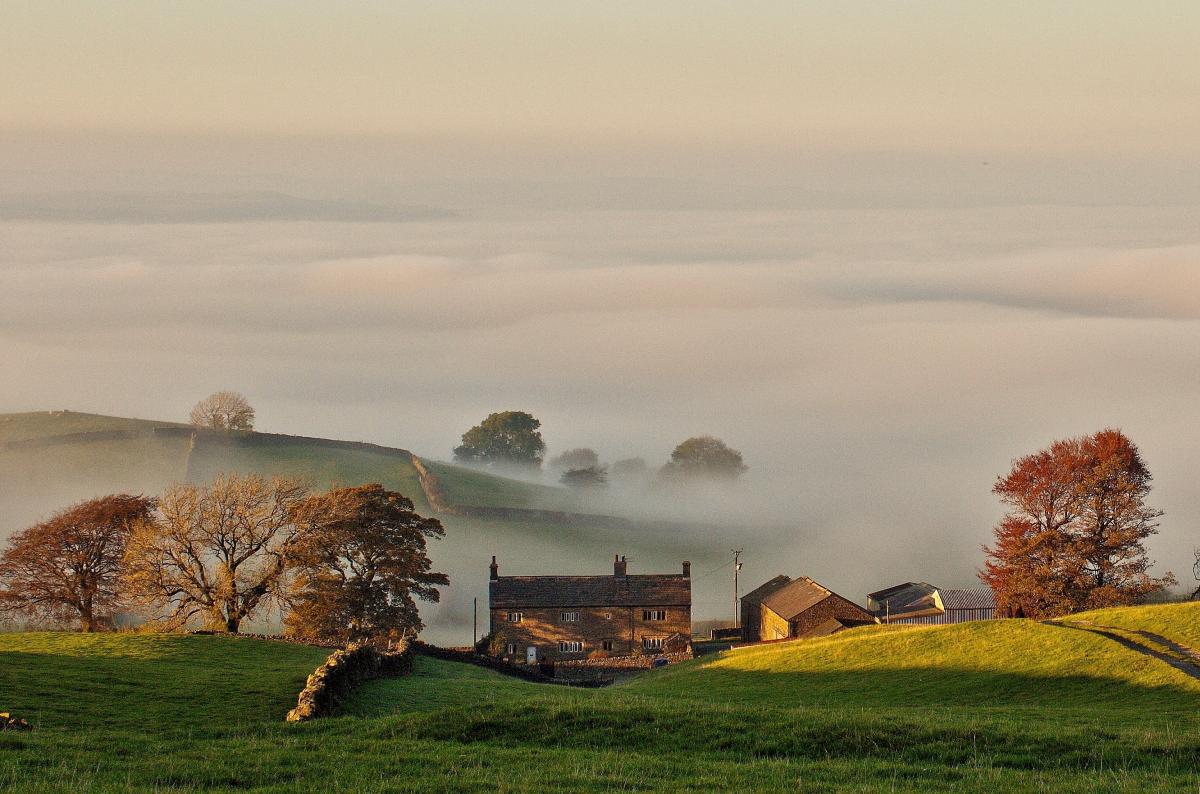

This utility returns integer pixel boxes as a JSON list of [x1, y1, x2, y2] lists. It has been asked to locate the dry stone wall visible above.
[[286, 641, 413, 722]]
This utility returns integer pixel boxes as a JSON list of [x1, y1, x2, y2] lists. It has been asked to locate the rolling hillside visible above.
[[0, 411, 729, 642], [2, 604, 1198, 791]]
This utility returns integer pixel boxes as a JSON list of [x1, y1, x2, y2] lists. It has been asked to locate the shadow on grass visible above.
[[359, 689, 1200, 775]]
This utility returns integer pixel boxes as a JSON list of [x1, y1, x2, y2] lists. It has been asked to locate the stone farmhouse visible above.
[[488, 554, 692, 663], [867, 582, 998, 624], [740, 575, 876, 642]]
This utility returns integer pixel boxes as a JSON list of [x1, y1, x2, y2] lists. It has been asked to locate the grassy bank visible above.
[[3, 605, 1198, 791]]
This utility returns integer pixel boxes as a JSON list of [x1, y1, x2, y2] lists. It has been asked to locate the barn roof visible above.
[[490, 574, 691, 609], [742, 574, 792, 604], [940, 588, 996, 610], [760, 577, 833, 620]]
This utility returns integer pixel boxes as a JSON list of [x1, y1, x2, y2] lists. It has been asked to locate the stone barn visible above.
[[748, 576, 876, 641], [488, 554, 692, 662]]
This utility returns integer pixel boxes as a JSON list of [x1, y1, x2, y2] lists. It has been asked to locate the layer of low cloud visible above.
[[1, 203, 1198, 617]]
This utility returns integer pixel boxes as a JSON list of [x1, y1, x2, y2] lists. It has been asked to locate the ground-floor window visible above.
[[505, 643, 517, 655], [558, 640, 583, 653], [642, 636, 664, 650], [601, 639, 613, 651]]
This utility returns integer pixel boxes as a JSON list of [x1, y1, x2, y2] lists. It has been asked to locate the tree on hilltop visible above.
[[453, 411, 545, 469], [124, 474, 307, 632], [981, 429, 1175, 618], [190, 391, 255, 431], [659, 436, 748, 481], [0, 494, 155, 631], [561, 465, 608, 488], [284, 484, 448, 644]]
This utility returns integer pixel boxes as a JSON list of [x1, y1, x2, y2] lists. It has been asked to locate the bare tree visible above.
[[0, 495, 155, 631], [124, 474, 307, 632], [1192, 548, 1200, 600], [189, 391, 255, 431]]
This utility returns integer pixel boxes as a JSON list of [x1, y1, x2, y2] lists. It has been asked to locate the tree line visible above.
[[452, 410, 749, 485], [0, 476, 447, 644]]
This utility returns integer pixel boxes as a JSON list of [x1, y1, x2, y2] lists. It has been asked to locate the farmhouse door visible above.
[[526, 646, 538, 664]]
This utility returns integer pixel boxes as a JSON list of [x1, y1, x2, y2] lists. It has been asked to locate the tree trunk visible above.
[[225, 614, 240, 633]]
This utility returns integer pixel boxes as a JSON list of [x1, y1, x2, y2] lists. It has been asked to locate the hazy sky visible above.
[[1, 3, 1198, 600]]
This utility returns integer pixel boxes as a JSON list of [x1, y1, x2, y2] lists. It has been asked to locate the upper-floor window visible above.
[[506, 611, 523, 623], [559, 641, 583, 653], [560, 611, 579, 622], [643, 609, 666, 621], [602, 639, 613, 651], [642, 637, 664, 650]]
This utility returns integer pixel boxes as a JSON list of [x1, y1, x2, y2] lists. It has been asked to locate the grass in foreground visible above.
[[3, 607, 1200, 792]]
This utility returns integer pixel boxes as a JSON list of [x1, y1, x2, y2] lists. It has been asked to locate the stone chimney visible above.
[[489, 556, 499, 581], [614, 554, 627, 578], [682, 560, 691, 578]]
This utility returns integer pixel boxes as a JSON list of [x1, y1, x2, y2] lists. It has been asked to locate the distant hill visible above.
[[0, 411, 728, 641]]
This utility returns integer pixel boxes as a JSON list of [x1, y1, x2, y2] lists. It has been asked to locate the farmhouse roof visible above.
[[939, 588, 995, 610], [490, 573, 691, 609], [760, 577, 834, 621]]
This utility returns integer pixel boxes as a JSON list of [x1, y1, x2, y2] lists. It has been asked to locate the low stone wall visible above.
[[557, 652, 693, 671], [413, 642, 613, 687], [286, 641, 413, 722]]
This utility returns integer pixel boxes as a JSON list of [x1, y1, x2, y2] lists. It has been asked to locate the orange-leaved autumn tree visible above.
[[0, 494, 155, 631], [981, 429, 1174, 618], [285, 484, 447, 644], [124, 474, 307, 632]]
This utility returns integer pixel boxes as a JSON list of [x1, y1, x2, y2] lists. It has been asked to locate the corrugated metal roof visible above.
[[490, 574, 691, 609], [867, 582, 939, 617], [940, 588, 996, 610]]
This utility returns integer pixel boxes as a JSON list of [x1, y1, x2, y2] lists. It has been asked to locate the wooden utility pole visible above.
[[732, 548, 743, 628], [473, 597, 478, 648]]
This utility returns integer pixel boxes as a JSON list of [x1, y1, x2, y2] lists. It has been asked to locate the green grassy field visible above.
[[1064, 601, 1200, 649], [3, 605, 1198, 792], [0, 410, 571, 525]]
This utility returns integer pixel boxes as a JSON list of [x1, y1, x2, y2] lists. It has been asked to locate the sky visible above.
[[1, 2, 1199, 603]]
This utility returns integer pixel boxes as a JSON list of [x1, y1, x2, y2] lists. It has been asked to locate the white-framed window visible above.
[[560, 611, 579, 622], [506, 611, 523, 623], [559, 641, 583, 653], [505, 643, 517, 655], [642, 636, 664, 650], [642, 609, 666, 621]]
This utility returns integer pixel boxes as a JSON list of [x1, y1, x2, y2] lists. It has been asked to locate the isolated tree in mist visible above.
[[549, 448, 600, 472], [453, 411, 545, 469], [981, 429, 1175, 618], [659, 436, 748, 481], [561, 465, 608, 488], [0, 495, 155, 631], [284, 484, 448, 644], [124, 474, 307, 632], [189, 391, 255, 431]]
